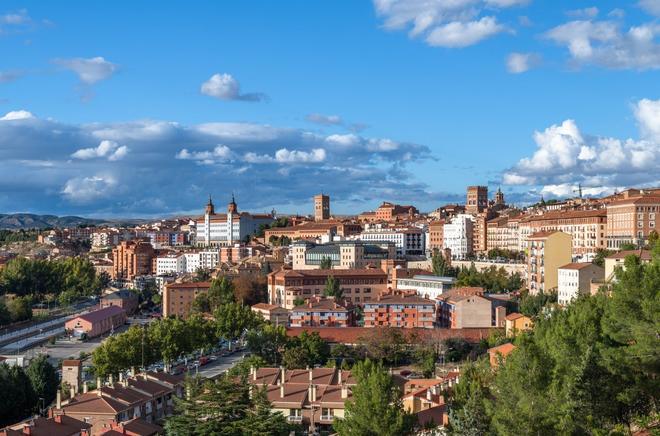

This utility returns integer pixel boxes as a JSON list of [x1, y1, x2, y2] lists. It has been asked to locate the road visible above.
[[194, 351, 249, 378]]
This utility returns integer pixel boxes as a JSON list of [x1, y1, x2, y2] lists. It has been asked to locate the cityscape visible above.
[[0, 1, 659, 436]]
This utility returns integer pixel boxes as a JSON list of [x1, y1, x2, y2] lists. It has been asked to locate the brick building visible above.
[[65, 306, 127, 338], [111, 239, 155, 281], [314, 194, 330, 221], [428, 220, 444, 251], [363, 294, 436, 328], [466, 186, 488, 214], [161, 281, 211, 318], [289, 296, 351, 327], [268, 268, 388, 309], [100, 289, 139, 315]]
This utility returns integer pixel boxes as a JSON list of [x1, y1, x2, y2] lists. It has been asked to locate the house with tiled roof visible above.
[[0, 415, 92, 436], [488, 342, 517, 368], [505, 312, 532, 337], [558, 262, 604, 306], [363, 293, 436, 328], [289, 296, 352, 327]]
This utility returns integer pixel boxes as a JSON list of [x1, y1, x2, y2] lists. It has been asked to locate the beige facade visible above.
[[526, 231, 572, 295], [428, 220, 445, 251], [606, 194, 659, 249], [291, 241, 395, 270], [162, 281, 211, 318], [604, 249, 652, 281]]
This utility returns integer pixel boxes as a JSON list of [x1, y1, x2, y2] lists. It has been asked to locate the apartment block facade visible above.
[[526, 231, 572, 295], [111, 239, 155, 281], [363, 294, 436, 328]]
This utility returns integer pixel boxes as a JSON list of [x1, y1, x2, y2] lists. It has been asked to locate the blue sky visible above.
[[1, 0, 659, 217]]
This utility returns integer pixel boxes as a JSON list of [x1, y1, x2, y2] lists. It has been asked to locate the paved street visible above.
[[195, 351, 249, 378]]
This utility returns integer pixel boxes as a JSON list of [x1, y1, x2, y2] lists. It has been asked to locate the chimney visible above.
[[118, 372, 124, 383], [341, 385, 348, 399], [308, 384, 315, 402], [248, 384, 253, 399], [70, 386, 76, 400], [109, 374, 114, 385], [22, 423, 32, 435], [337, 369, 342, 385], [83, 381, 88, 393], [54, 414, 62, 424], [280, 384, 285, 398], [312, 384, 317, 402], [130, 367, 136, 377], [308, 368, 313, 382], [96, 377, 102, 389], [279, 366, 285, 385], [56, 390, 61, 409], [426, 389, 432, 401], [250, 366, 256, 381]]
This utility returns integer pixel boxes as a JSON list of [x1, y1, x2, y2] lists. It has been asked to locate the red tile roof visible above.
[[76, 306, 125, 324], [559, 262, 597, 270]]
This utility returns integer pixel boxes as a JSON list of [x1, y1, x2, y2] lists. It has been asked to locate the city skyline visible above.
[[1, 0, 660, 217]]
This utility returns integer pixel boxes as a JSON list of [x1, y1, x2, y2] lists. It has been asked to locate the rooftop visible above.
[[75, 305, 125, 324]]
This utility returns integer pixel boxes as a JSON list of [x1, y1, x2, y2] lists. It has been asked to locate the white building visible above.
[[156, 254, 187, 275], [353, 224, 425, 257], [192, 196, 274, 246], [443, 214, 474, 260], [395, 274, 456, 300], [557, 263, 604, 306]]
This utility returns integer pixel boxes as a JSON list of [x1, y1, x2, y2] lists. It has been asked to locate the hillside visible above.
[[0, 213, 105, 229]]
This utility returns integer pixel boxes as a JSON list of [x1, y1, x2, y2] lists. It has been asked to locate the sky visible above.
[[1, 0, 659, 218]]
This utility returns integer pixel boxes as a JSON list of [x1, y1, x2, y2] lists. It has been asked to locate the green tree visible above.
[[320, 256, 333, 269], [191, 293, 211, 314], [7, 296, 32, 323], [359, 327, 408, 366], [432, 250, 449, 276], [0, 363, 36, 427], [164, 375, 293, 436], [648, 229, 659, 250], [619, 242, 637, 250], [26, 355, 58, 409], [592, 248, 614, 267], [0, 301, 11, 326], [448, 359, 493, 436], [215, 302, 261, 348], [334, 359, 415, 436], [413, 346, 438, 378], [323, 275, 342, 299], [281, 331, 330, 369], [519, 290, 557, 318], [208, 277, 236, 309], [246, 324, 288, 365], [193, 268, 212, 282]]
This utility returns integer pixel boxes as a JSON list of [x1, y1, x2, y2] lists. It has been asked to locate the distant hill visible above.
[[0, 213, 110, 230]]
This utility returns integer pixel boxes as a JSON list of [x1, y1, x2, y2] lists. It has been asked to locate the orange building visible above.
[[505, 312, 533, 337], [65, 306, 127, 338], [289, 296, 351, 327], [606, 192, 660, 249], [268, 268, 387, 309], [363, 294, 436, 328], [428, 220, 445, 251], [111, 239, 154, 281], [162, 281, 211, 318], [358, 202, 418, 222], [488, 342, 516, 368]]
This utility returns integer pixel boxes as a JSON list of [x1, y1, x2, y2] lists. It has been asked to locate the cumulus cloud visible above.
[[566, 7, 599, 18], [61, 175, 117, 202], [506, 52, 540, 73], [503, 98, 660, 195], [545, 19, 660, 70], [0, 111, 434, 215], [200, 73, 267, 102], [0, 110, 34, 121], [372, 0, 527, 48], [71, 140, 128, 161], [53, 57, 119, 84]]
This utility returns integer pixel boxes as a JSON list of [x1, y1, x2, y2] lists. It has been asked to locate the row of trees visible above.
[[0, 229, 39, 245], [455, 264, 523, 293], [0, 356, 58, 427], [448, 248, 660, 434], [0, 295, 33, 326], [0, 257, 108, 305]]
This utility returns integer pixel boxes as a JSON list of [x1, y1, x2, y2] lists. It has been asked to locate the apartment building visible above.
[[519, 209, 607, 256], [251, 303, 290, 326], [526, 231, 572, 295], [443, 214, 474, 259], [111, 239, 155, 281], [248, 367, 355, 432], [363, 294, 436, 328], [394, 274, 456, 300], [428, 220, 445, 251], [291, 240, 395, 270], [604, 249, 652, 281], [355, 224, 425, 257], [155, 254, 186, 275], [472, 211, 494, 255], [55, 372, 183, 435], [436, 287, 502, 328], [466, 186, 488, 214], [606, 193, 660, 248], [268, 268, 387, 309], [289, 296, 351, 327], [557, 263, 604, 306], [162, 281, 211, 318]]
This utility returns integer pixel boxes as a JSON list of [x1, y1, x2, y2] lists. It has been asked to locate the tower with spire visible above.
[[495, 186, 505, 206]]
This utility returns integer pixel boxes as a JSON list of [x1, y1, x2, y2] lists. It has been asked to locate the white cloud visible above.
[[275, 148, 326, 163], [503, 99, 660, 193], [0, 110, 34, 121], [426, 17, 505, 48], [54, 57, 119, 84], [639, 0, 660, 16], [372, 0, 525, 48], [61, 175, 117, 202], [566, 7, 599, 18], [175, 145, 233, 164], [1, 9, 31, 25], [546, 20, 660, 70], [506, 52, 539, 73], [306, 113, 343, 125], [200, 73, 266, 102], [72, 140, 128, 161], [540, 184, 616, 198]]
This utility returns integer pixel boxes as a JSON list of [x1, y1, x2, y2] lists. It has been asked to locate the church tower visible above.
[[495, 187, 505, 206], [204, 195, 214, 246], [227, 194, 237, 244]]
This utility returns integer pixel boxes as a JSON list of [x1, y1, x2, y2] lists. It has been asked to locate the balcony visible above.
[[287, 416, 303, 423], [320, 415, 335, 422]]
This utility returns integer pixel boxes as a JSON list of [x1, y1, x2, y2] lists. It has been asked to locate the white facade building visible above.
[[443, 214, 474, 259], [353, 224, 425, 257], [395, 274, 456, 300], [557, 263, 604, 306], [156, 254, 186, 275], [192, 196, 274, 246]]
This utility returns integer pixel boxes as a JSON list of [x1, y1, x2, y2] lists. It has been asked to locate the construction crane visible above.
[[573, 183, 583, 199]]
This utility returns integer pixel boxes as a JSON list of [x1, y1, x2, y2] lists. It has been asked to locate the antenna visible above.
[[573, 184, 583, 199]]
